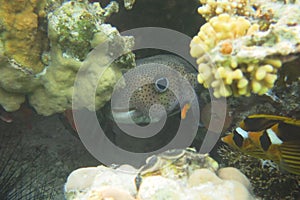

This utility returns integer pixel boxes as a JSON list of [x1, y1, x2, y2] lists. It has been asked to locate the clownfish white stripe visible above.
[[266, 128, 283, 145], [235, 127, 248, 139]]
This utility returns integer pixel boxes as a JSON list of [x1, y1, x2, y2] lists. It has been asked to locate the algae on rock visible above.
[[0, 0, 52, 111], [0, 0, 135, 115], [0, 0, 50, 73], [29, 0, 135, 116]]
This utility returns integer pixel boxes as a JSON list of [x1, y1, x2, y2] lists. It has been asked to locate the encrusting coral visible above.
[[0, 0, 51, 111], [28, 0, 135, 115], [0, 0, 48, 73], [190, 0, 300, 97], [0, 0, 135, 115]]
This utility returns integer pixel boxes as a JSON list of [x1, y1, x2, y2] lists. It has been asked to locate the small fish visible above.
[[248, 121, 300, 175], [111, 54, 198, 124], [222, 114, 300, 175], [221, 127, 268, 159]]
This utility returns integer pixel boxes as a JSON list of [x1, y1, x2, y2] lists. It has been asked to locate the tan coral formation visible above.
[[137, 166, 255, 200], [64, 149, 257, 200], [64, 165, 256, 200], [191, 0, 300, 97], [64, 165, 138, 200], [87, 187, 135, 200]]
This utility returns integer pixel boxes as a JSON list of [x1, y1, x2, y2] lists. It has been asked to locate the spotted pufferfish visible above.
[[110, 54, 198, 124]]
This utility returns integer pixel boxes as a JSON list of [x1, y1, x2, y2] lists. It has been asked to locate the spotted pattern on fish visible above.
[[112, 54, 198, 122]]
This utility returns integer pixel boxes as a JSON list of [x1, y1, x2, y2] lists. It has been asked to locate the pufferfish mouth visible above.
[[110, 107, 155, 124], [110, 103, 182, 125]]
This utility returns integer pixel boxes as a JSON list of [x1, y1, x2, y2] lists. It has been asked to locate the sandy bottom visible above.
[[0, 112, 99, 199]]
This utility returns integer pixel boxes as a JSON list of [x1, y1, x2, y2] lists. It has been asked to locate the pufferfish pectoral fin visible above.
[[279, 141, 300, 175], [181, 103, 191, 119]]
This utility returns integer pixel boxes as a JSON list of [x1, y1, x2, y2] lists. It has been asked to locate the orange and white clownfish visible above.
[[221, 126, 268, 160], [248, 121, 300, 175], [222, 114, 300, 175]]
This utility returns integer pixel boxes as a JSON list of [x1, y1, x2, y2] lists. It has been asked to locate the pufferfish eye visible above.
[[155, 77, 169, 93]]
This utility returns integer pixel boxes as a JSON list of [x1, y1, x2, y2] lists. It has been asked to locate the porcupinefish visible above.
[[110, 54, 198, 124], [60, 54, 199, 138], [222, 114, 300, 175]]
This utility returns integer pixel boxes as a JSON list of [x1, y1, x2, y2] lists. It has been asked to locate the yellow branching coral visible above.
[[190, 13, 258, 59], [192, 0, 300, 98], [190, 13, 283, 98], [197, 59, 281, 98], [198, 0, 255, 21]]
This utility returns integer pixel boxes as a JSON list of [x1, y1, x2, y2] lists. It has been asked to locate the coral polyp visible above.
[[220, 41, 233, 55]]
